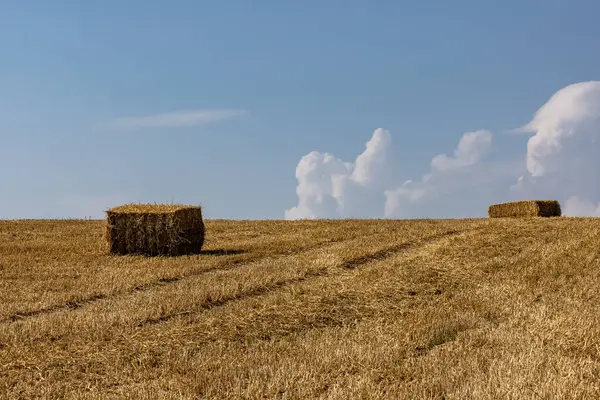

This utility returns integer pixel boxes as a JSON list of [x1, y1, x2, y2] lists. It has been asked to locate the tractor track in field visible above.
[[1, 235, 363, 324], [137, 228, 478, 328], [2, 226, 482, 327], [340, 229, 464, 269], [140, 268, 332, 326], [139, 224, 577, 352]]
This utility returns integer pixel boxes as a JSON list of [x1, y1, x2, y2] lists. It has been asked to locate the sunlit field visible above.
[[1, 217, 600, 399]]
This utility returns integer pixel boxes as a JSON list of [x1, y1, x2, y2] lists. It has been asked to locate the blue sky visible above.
[[2, 1, 600, 219]]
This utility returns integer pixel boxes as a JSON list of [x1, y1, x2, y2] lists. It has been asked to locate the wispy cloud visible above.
[[109, 109, 247, 130]]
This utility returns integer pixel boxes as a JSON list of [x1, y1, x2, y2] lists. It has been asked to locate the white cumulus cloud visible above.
[[286, 81, 600, 219], [431, 130, 493, 171], [563, 196, 600, 217], [285, 128, 392, 219], [515, 81, 600, 177], [511, 81, 600, 215], [286, 128, 498, 220], [384, 130, 498, 218]]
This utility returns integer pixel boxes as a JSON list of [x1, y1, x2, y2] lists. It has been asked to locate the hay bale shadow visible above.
[[200, 249, 247, 256], [115, 248, 248, 258]]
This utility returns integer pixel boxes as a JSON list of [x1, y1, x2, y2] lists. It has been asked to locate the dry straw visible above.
[[488, 200, 562, 218], [105, 203, 205, 256]]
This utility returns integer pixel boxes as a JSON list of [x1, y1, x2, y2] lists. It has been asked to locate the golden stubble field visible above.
[[1, 217, 600, 399]]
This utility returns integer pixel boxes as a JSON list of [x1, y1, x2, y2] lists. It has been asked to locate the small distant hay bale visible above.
[[488, 200, 562, 218], [105, 204, 205, 256]]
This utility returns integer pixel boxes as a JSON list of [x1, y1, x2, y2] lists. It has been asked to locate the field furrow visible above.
[[0, 222, 473, 347], [0, 219, 406, 321], [1, 234, 349, 324]]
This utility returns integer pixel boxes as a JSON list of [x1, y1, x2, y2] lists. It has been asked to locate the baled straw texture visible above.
[[105, 204, 205, 256], [488, 200, 562, 218]]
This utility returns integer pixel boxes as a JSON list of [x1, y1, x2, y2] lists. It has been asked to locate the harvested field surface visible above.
[[1, 218, 600, 399]]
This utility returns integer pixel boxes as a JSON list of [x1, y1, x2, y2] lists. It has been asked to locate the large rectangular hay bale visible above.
[[105, 204, 205, 256], [488, 200, 562, 218]]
